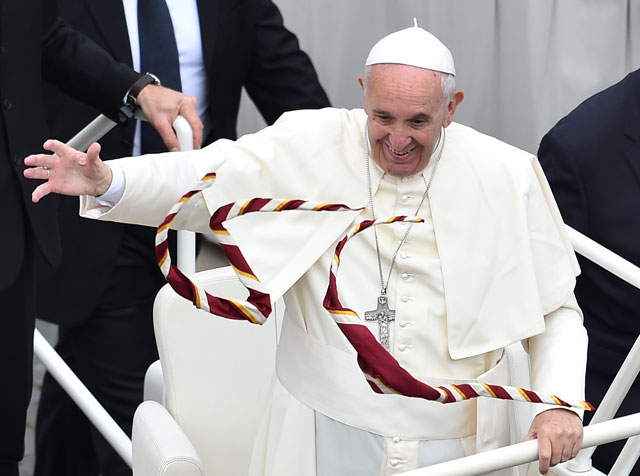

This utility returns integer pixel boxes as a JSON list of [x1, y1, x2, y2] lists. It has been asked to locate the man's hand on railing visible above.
[[136, 85, 203, 151], [525, 408, 584, 474]]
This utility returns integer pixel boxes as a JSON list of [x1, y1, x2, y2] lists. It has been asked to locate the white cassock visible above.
[[81, 108, 588, 476]]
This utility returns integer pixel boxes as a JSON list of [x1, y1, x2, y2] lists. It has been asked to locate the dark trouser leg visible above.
[[34, 270, 160, 476], [34, 340, 99, 476], [80, 290, 160, 476], [0, 239, 34, 476]]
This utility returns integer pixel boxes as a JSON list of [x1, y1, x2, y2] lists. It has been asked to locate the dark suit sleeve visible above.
[[39, 3, 140, 122], [243, 0, 330, 124], [537, 130, 589, 234]]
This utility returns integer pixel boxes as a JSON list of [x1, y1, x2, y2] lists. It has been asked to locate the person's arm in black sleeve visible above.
[[538, 130, 589, 235], [38, 2, 203, 149], [39, 3, 140, 123], [244, 0, 331, 124]]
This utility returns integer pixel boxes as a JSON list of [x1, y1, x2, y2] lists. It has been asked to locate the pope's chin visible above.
[[380, 148, 425, 177]]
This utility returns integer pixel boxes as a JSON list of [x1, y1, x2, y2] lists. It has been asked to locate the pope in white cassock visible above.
[[26, 23, 588, 476]]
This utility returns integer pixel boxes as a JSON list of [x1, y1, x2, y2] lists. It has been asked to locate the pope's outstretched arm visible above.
[[24, 140, 111, 203]]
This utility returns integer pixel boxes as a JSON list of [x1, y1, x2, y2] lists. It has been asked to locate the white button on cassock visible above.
[[401, 272, 409, 280]]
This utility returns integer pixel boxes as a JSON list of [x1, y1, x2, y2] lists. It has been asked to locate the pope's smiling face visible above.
[[359, 63, 463, 177]]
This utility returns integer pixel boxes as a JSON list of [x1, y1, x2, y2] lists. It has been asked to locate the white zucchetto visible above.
[[365, 19, 455, 76]]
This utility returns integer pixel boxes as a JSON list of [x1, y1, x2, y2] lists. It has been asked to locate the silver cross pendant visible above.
[[364, 295, 395, 349]]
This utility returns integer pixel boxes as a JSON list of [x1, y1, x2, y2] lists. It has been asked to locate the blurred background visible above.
[[238, 0, 639, 155]]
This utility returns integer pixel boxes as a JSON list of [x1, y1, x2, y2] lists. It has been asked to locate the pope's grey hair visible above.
[[362, 65, 456, 105]]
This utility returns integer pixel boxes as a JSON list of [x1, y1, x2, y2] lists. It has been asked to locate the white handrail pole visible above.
[[172, 115, 197, 275], [172, 114, 193, 151], [569, 335, 640, 471], [177, 230, 197, 274], [399, 413, 640, 476], [567, 226, 640, 290], [609, 435, 640, 476], [33, 329, 133, 467]]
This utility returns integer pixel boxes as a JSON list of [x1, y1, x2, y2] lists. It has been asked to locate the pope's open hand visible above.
[[525, 408, 583, 474], [23, 140, 112, 203]]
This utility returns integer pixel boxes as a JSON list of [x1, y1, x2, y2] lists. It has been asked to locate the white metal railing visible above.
[[172, 115, 197, 275], [33, 330, 134, 465], [609, 435, 640, 475], [65, 114, 118, 152], [401, 413, 640, 476], [33, 113, 195, 468], [566, 226, 640, 290], [564, 226, 640, 475]]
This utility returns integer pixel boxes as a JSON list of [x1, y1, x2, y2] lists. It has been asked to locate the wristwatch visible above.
[[119, 73, 161, 123], [125, 72, 161, 108]]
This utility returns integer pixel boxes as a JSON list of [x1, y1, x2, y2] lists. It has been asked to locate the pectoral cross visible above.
[[365, 295, 395, 349]]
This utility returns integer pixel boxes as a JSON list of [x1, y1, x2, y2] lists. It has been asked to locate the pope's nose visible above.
[[388, 128, 412, 152]]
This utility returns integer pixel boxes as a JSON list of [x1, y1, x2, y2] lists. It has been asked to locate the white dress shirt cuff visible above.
[[96, 162, 126, 207]]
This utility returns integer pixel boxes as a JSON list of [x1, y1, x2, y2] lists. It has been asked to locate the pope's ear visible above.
[[443, 90, 464, 127], [358, 75, 369, 111]]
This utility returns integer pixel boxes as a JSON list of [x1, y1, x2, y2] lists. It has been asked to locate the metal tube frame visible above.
[[564, 227, 640, 474], [400, 414, 640, 476]]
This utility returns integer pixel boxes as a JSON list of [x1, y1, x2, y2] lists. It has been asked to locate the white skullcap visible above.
[[365, 19, 455, 76]]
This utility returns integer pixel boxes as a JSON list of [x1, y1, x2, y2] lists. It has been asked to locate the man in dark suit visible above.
[[0, 1, 202, 475], [538, 68, 640, 475], [34, 1, 330, 475]]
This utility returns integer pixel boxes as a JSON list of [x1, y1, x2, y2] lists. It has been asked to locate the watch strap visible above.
[[125, 73, 161, 107], [119, 73, 161, 124]]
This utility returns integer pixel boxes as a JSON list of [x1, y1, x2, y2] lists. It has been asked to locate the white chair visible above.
[[132, 266, 283, 476]]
